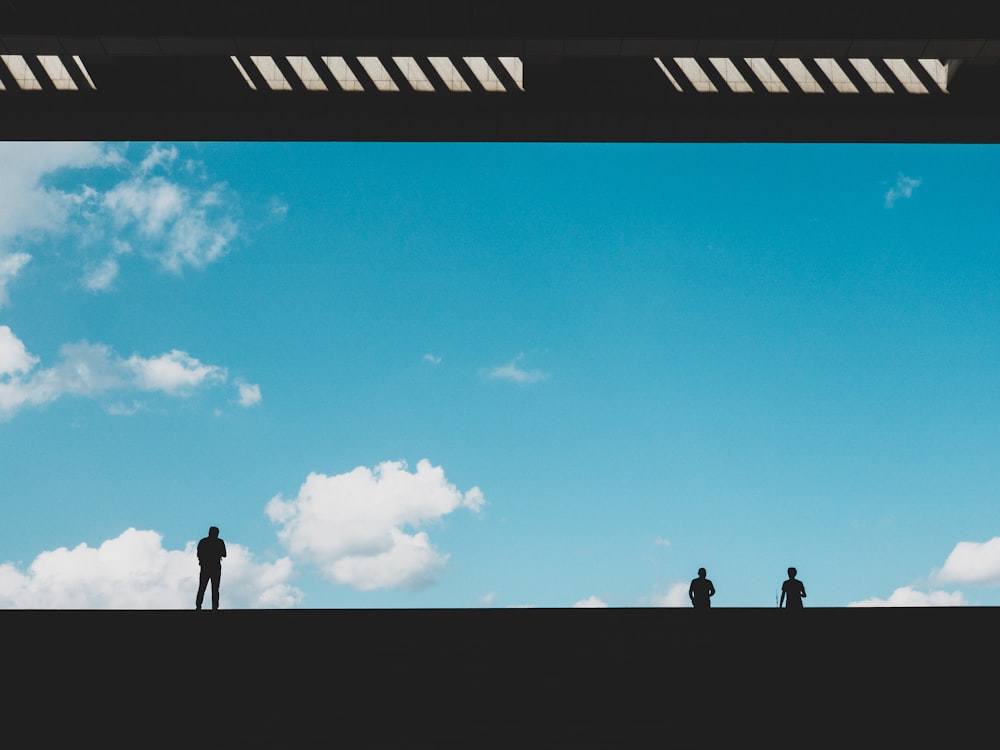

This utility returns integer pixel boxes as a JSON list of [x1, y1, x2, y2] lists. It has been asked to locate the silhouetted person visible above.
[[779, 567, 806, 609], [688, 567, 716, 609], [196, 526, 227, 610]]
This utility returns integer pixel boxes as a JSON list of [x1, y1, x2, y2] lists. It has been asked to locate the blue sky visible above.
[[0, 140, 997, 608]]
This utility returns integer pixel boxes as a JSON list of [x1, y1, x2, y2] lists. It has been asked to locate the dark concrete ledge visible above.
[[5, 607, 995, 746]]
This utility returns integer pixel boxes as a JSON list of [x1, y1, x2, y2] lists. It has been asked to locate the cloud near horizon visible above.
[[0, 527, 302, 608], [266, 459, 485, 591], [0, 325, 259, 420], [848, 586, 967, 607]]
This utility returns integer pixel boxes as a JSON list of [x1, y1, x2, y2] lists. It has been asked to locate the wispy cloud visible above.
[[885, 174, 921, 207], [266, 459, 485, 591], [0, 527, 302, 608], [653, 536, 671, 548], [484, 354, 548, 384], [848, 586, 966, 607], [0, 325, 252, 420], [422, 353, 442, 365]]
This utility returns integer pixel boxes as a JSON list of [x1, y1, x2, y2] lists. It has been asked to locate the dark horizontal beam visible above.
[[2, 3, 1000, 142], [3, 0, 1000, 39]]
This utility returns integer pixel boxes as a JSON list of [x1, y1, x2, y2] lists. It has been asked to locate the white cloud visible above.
[[644, 582, 690, 607], [0, 326, 239, 420], [848, 586, 967, 607], [0, 325, 38, 375], [266, 459, 485, 591], [932, 537, 1000, 586], [885, 174, 921, 207], [0, 252, 31, 307], [574, 595, 608, 608], [0, 142, 240, 306], [422, 353, 442, 365], [80, 257, 120, 291], [484, 354, 548, 384], [0, 142, 113, 243], [480, 591, 496, 606], [653, 537, 671, 548], [127, 349, 227, 394], [236, 381, 262, 407], [0, 527, 302, 609]]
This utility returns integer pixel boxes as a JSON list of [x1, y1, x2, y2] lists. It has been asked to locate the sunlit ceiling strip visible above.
[[37, 55, 77, 90], [0, 55, 42, 90], [250, 56, 292, 90], [814, 58, 858, 93], [231, 57, 256, 89], [673, 58, 717, 92], [357, 57, 399, 92], [73, 55, 97, 89], [321, 56, 363, 91], [653, 57, 683, 91], [777, 58, 822, 93], [709, 57, 752, 92], [428, 57, 471, 92], [882, 59, 929, 94], [463, 57, 505, 92], [918, 59, 950, 93], [745, 58, 788, 93], [286, 56, 327, 91], [849, 58, 892, 93], [392, 57, 434, 92], [498, 57, 524, 91]]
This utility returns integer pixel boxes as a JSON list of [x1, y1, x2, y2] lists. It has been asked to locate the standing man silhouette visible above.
[[688, 567, 716, 609], [779, 567, 806, 609], [196, 526, 227, 610]]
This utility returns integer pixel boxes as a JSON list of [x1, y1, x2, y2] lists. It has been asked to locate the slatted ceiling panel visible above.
[[393, 57, 434, 92], [286, 56, 327, 91], [322, 56, 363, 91], [36, 56, 77, 90], [428, 57, 472, 92], [498, 57, 524, 91], [653, 56, 953, 94], [779, 58, 824, 93], [0, 55, 42, 89], [250, 56, 292, 90]]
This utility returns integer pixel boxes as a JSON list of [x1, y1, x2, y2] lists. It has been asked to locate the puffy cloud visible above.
[[574, 595, 608, 608], [236, 381, 262, 407], [932, 537, 1000, 586], [484, 354, 548, 384], [266, 459, 486, 591], [885, 174, 921, 207], [644, 582, 690, 608], [848, 587, 967, 607], [0, 528, 302, 609], [0, 326, 238, 420], [127, 349, 227, 394]]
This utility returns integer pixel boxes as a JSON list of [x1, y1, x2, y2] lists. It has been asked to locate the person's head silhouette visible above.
[[787, 567, 797, 579], [208, 526, 220, 538], [698, 567, 707, 578]]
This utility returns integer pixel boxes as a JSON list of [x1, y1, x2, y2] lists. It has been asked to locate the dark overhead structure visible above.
[[1, 0, 1000, 142]]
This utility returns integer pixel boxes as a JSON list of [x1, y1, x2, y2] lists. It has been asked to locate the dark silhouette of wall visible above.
[[3, 607, 993, 746]]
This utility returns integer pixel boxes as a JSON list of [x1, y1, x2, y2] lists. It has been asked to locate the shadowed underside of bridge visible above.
[[2, 1, 1000, 142], [5, 607, 996, 747]]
